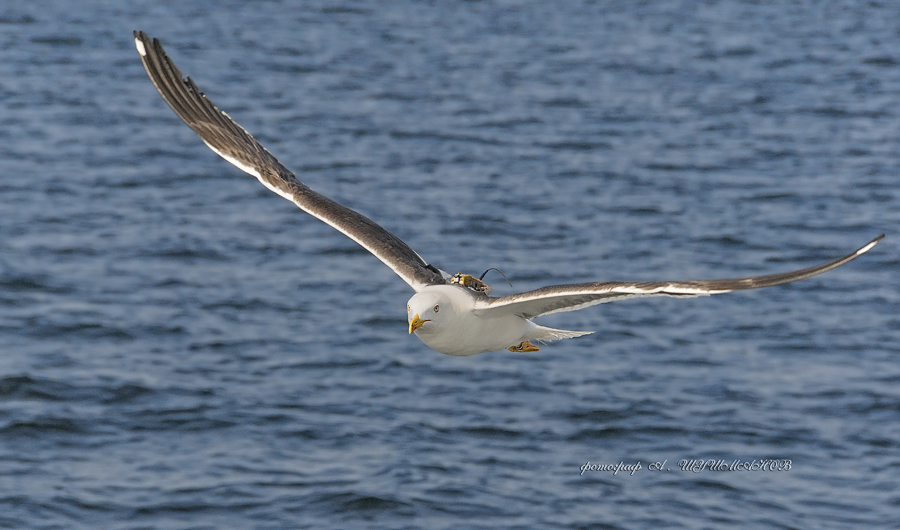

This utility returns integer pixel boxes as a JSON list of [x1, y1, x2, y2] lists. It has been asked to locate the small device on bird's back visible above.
[[449, 268, 514, 295], [450, 273, 491, 294]]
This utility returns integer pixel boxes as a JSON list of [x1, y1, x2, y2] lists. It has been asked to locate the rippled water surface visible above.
[[2, 1, 899, 528]]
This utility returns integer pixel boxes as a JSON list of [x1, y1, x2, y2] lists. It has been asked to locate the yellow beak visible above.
[[408, 313, 429, 334]]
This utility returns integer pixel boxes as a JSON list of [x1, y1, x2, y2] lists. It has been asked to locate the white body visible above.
[[407, 285, 588, 356]]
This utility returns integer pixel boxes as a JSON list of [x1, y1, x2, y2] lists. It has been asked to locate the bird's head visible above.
[[407, 291, 448, 335]]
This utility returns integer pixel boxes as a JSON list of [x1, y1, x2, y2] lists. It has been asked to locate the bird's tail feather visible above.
[[526, 325, 594, 343]]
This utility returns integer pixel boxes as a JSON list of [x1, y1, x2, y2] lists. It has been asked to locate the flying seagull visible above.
[[134, 31, 883, 356]]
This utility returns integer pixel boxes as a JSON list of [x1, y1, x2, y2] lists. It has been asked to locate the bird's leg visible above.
[[508, 341, 540, 352]]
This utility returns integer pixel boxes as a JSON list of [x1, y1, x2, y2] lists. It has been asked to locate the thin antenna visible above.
[[480, 267, 513, 288]]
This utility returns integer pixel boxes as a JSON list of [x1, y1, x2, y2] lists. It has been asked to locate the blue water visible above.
[[2, 1, 898, 528]]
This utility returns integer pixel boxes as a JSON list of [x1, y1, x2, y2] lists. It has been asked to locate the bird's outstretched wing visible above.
[[133, 31, 445, 291], [474, 235, 883, 319]]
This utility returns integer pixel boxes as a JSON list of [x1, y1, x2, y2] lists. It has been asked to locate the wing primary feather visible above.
[[133, 31, 445, 291]]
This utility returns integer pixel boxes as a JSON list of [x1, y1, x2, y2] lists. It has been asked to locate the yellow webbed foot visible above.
[[508, 341, 540, 353]]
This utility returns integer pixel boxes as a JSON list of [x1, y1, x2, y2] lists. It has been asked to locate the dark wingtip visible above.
[[133, 31, 152, 58], [855, 233, 885, 257]]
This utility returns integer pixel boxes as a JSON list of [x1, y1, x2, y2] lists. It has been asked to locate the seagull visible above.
[[134, 31, 884, 356]]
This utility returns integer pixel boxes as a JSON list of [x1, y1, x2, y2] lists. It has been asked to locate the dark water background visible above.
[[1, 1, 898, 528]]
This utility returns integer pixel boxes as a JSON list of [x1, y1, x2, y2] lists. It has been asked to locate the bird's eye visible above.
[[407, 304, 411, 312], [433, 304, 440, 313]]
